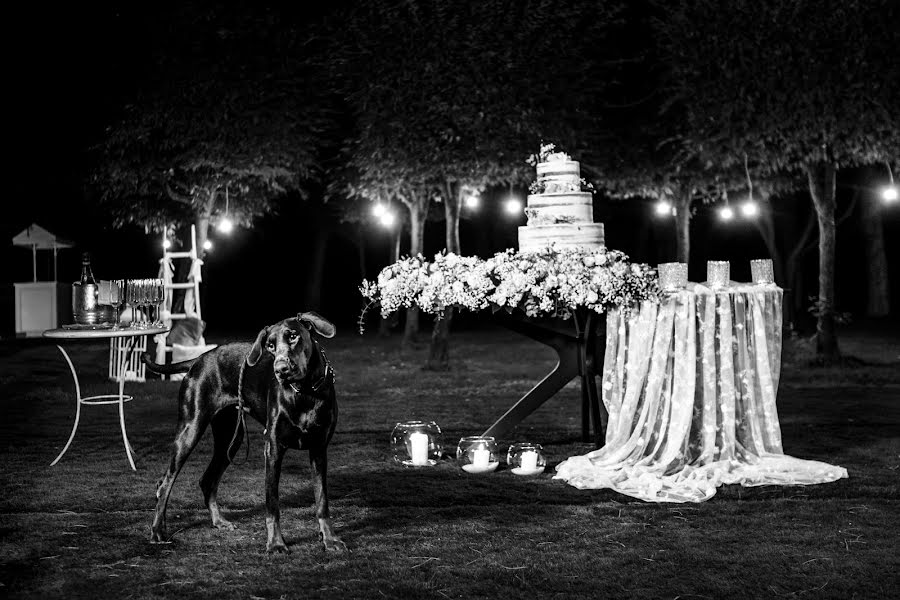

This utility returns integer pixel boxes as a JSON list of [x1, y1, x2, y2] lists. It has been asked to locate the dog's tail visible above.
[[142, 353, 200, 375]]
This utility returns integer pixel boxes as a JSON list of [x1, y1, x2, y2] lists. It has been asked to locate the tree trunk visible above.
[[378, 227, 401, 337], [673, 190, 691, 264], [304, 227, 330, 311], [806, 161, 840, 363], [401, 193, 429, 347], [859, 194, 890, 317], [426, 181, 462, 370]]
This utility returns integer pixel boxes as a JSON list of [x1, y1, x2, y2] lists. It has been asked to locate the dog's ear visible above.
[[246, 327, 269, 366], [297, 311, 336, 338]]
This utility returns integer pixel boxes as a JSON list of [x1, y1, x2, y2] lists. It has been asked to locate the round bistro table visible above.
[[43, 326, 168, 470]]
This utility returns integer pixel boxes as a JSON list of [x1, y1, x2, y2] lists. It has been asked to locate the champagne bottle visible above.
[[72, 252, 101, 324]]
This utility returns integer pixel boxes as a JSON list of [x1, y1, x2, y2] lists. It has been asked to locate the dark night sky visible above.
[[4, 3, 899, 338]]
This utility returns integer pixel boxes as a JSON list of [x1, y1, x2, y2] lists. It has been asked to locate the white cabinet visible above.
[[14, 282, 72, 336]]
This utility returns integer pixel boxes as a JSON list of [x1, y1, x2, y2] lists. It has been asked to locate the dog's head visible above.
[[245, 311, 335, 384]]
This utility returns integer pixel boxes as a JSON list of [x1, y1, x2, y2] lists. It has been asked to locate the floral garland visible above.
[[359, 246, 660, 330]]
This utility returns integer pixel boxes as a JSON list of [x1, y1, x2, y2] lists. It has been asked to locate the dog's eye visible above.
[[287, 331, 298, 342], [266, 341, 275, 352]]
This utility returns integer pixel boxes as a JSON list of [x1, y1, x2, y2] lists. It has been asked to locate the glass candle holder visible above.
[[456, 436, 499, 474], [507, 442, 546, 476], [706, 261, 730, 289], [391, 420, 443, 467], [750, 258, 774, 284], [658, 262, 688, 291]]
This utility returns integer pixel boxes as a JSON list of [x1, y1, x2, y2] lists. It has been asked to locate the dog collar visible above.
[[288, 341, 334, 396]]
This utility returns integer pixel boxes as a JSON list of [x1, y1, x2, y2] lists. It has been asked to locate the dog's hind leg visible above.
[[309, 447, 347, 552], [200, 406, 244, 531], [150, 416, 208, 543]]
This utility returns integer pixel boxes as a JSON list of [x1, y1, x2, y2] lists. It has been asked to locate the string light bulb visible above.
[[203, 240, 213, 251], [655, 200, 672, 216], [162, 239, 172, 250], [740, 201, 759, 218], [217, 216, 234, 234], [504, 197, 523, 215], [719, 205, 734, 221], [465, 195, 480, 209], [883, 186, 899, 203], [372, 203, 387, 218], [379, 211, 396, 228], [217, 186, 234, 234]]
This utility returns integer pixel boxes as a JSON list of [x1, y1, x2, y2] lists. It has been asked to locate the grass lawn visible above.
[[1, 324, 898, 599]]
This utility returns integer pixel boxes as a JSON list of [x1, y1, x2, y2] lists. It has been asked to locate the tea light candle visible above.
[[520, 450, 538, 472], [706, 261, 730, 289], [750, 258, 774, 284], [457, 435, 499, 473], [409, 431, 429, 466], [460, 447, 497, 473], [658, 262, 688, 291]]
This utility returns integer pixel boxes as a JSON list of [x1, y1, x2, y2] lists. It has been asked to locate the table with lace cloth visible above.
[[554, 282, 848, 503]]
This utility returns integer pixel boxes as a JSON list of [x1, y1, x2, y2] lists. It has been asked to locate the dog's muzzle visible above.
[[274, 357, 303, 381]]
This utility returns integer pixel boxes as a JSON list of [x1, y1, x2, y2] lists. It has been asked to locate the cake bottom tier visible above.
[[517, 223, 605, 253]]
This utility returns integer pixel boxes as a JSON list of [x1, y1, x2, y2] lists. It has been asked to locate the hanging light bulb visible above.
[[162, 239, 172, 250], [372, 203, 387, 218], [882, 186, 899, 203], [504, 197, 522, 215], [379, 211, 396, 228], [203, 240, 213, 251], [740, 200, 759, 218], [217, 216, 234, 234], [465, 195, 480, 209], [719, 205, 734, 221], [655, 200, 672, 216]]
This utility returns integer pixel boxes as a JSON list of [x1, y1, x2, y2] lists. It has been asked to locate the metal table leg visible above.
[[51, 338, 138, 470]]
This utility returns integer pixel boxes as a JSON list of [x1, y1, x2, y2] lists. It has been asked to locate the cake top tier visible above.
[[536, 159, 580, 178]]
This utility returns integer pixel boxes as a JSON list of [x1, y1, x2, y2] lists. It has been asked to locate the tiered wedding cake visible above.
[[518, 148, 605, 253]]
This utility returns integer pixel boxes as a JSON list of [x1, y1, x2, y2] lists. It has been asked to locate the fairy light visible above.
[[719, 205, 734, 221], [883, 162, 898, 203], [740, 201, 759, 218], [655, 200, 672, 216], [372, 203, 387, 218], [504, 197, 523, 215], [465, 195, 480, 209], [379, 211, 396, 228], [217, 186, 234, 234]]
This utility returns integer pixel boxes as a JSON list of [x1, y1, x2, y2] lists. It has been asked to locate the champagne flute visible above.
[[109, 279, 123, 329]]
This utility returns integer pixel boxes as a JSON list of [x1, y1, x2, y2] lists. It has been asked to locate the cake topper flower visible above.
[[526, 142, 569, 166]]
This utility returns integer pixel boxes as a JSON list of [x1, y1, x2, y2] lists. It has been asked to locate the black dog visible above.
[[144, 312, 345, 554]]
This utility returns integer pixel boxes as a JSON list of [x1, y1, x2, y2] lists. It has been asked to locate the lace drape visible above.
[[555, 283, 848, 502]]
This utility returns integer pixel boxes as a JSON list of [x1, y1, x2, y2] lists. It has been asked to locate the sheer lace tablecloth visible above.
[[555, 283, 848, 502]]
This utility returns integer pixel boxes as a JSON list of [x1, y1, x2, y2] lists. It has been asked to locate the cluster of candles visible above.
[[391, 421, 546, 476], [658, 258, 774, 291]]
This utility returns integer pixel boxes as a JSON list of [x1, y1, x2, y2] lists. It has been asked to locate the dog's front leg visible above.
[[309, 447, 347, 552], [265, 437, 289, 554]]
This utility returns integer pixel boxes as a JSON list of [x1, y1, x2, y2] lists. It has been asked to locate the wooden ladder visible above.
[[154, 225, 205, 372]]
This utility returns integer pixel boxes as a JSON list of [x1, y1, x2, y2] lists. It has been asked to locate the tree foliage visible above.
[[91, 5, 334, 250]]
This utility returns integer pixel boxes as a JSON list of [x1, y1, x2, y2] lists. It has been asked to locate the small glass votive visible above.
[[391, 420, 443, 467], [456, 436, 499, 474], [658, 262, 688, 291], [507, 442, 546, 476], [750, 258, 774, 284], [706, 261, 730, 289]]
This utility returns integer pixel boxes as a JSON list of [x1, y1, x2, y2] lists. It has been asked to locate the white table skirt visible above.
[[555, 283, 848, 502]]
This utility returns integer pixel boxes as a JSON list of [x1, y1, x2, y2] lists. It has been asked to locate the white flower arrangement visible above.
[[359, 246, 660, 330]]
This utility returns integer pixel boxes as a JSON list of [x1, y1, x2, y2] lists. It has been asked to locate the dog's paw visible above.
[[266, 541, 290, 554], [149, 529, 170, 544], [212, 518, 236, 531], [323, 537, 348, 553]]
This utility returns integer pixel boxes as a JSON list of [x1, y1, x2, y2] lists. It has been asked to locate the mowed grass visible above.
[[0, 325, 898, 599]]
